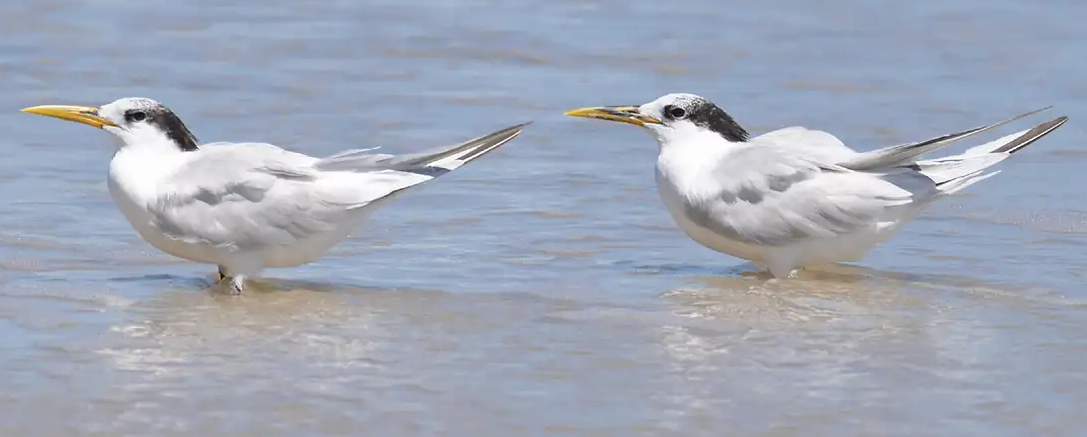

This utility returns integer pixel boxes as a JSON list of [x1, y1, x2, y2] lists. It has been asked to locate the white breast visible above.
[[652, 142, 773, 263], [107, 151, 223, 264], [654, 166, 771, 264]]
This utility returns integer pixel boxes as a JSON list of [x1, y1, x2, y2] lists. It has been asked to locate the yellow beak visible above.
[[20, 105, 117, 129], [564, 105, 662, 127]]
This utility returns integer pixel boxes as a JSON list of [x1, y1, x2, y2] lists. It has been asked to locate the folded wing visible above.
[[146, 122, 530, 251], [685, 147, 920, 247], [148, 144, 354, 250]]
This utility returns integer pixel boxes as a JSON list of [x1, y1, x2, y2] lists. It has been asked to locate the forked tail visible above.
[[919, 116, 1068, 195], [315, 122, 531, 177]]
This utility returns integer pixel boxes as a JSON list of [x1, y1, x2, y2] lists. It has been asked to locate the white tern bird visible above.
[[565, 93, 1067, 278], [22, 97, 529, 293]]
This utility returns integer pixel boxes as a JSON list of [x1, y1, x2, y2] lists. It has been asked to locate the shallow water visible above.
[[1, 0, 1086, 435]]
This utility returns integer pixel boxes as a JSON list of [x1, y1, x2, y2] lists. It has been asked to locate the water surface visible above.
[[1, 0, 1086, 435]]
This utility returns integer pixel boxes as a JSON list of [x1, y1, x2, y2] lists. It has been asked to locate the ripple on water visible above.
[[2, 0, 1087, 435]]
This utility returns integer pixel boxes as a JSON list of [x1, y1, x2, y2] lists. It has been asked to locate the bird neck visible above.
[[108, 140, 190, 201], [654, 126, 744, 197], [653, 123, 743, 156]]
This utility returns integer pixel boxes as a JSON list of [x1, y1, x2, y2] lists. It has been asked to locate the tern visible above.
[[565, 93, 1067, 278], [22, 97, 529, 293]]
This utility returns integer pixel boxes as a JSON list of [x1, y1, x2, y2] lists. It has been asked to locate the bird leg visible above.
[[214, 265, 229, 282], [767, 258, 799, 279], [213, 265, 245, 295], [229, 275, 246, 295]]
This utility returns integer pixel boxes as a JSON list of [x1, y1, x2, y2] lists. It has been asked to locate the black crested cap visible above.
[[122, 98, 199, 151], [660, 94, 749, 142]]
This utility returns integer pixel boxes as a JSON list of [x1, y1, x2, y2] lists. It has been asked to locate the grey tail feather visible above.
[[989, 116, 1068, 154], [397, 122, 531, 169], [840, 106, 1052, 170], [934, 115, 1068, 188], [313, 122, 530, 175], [342, 122, 531, 206]]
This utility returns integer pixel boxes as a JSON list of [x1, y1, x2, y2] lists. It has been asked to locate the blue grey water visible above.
[[1, 0, 1085, 435]]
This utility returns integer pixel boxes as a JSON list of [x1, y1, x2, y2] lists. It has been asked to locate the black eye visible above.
[[665, 105, 686, 119], [125, 111, 147, 122]]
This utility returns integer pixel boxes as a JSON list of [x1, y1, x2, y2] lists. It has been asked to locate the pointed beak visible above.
[[20, 105, 117, 129], [563, 105, 662, 127]]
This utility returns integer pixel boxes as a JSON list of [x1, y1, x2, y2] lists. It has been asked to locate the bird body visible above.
[[653, 135, 924, 276], [23, 97, 528, 293], [106, 141, 388, 268], [567, 93, 1067, 277]]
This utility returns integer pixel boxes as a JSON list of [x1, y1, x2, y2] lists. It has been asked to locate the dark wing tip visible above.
[[995, 115, 1069, 154], [491, 121, 533, 137], [456, 122, 532, 162]]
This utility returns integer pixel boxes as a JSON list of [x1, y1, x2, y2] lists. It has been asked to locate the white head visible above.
[[21, 97, 200, 152], [565, 92, 749, 147]]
